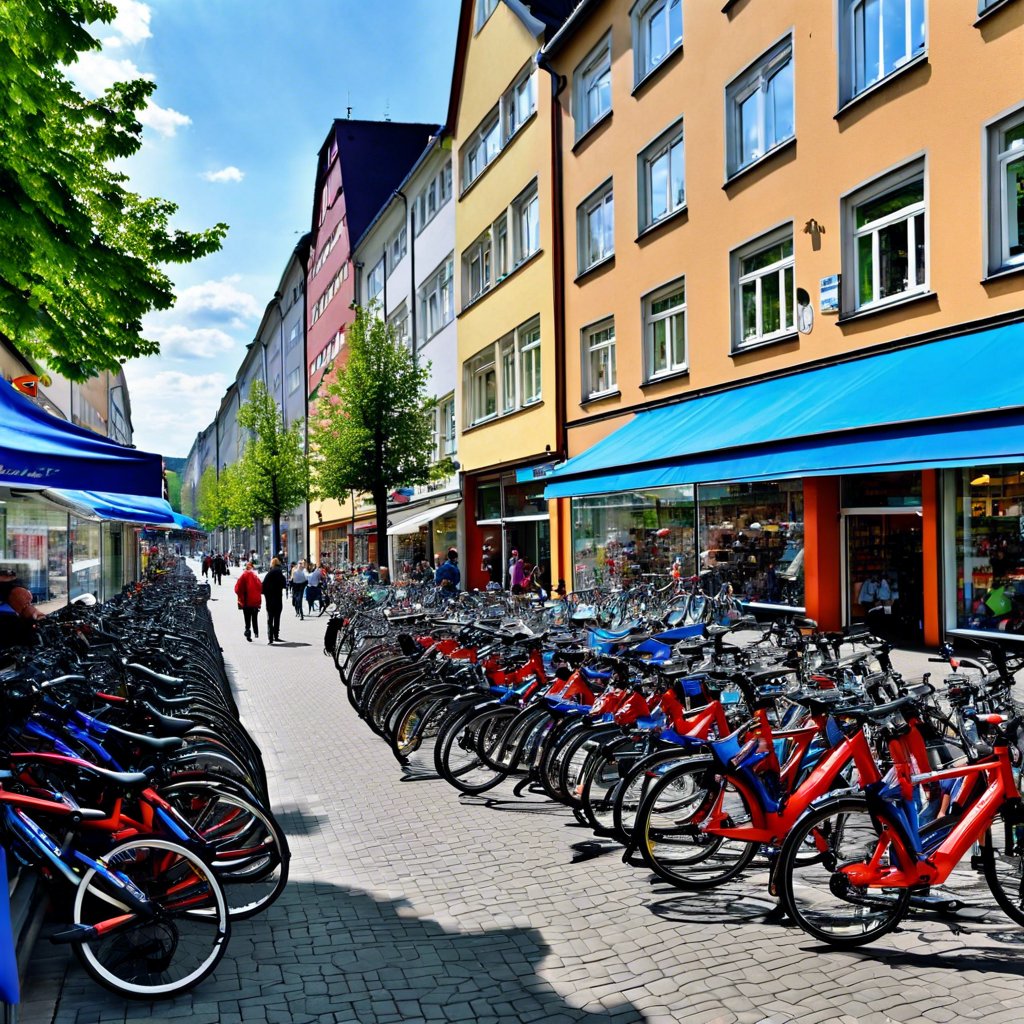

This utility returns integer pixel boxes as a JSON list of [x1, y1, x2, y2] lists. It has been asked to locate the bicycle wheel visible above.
[[436, 706, 517, 794], [776, 796, 910, 947], [160, 782, 290, 920], [613, 747, 695, 845], [73, 838, 230, 998], [637, 761, 758, 889], [981, 803, 1024, 927]]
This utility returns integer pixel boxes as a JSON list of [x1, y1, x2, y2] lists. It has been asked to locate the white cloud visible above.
[[174, 276, 262, 328], [145, 324, 237, 360], [138, 102, 191, 137], [70, 51, 152, 95], [125, 367, 231, 458], [201, 166, 245, 184], [108, 0, 153, 46]]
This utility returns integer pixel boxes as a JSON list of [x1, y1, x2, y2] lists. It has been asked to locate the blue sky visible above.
[[71, 0, 459, 458]]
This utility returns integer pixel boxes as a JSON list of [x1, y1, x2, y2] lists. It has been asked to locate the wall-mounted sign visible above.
[[820, 275, 840, 314]]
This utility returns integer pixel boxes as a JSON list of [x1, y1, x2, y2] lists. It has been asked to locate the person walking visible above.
[[201, 553, 212, 580], [261, 557, 287, 644], [290, 560, 308, 619], [509, 553, 527, 595], [233, 562, 262, 642], [434, 548, 460, 591], [212, 552, 226, 586], [306, 563, 323, 616]]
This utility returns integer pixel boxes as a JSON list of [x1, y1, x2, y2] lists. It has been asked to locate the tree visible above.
[[0, 0, 227, 380], [195, 465, 227, 534], [309, 306, 443, 554], [165, 470, 182, 512], [236, 379, 308, 558]]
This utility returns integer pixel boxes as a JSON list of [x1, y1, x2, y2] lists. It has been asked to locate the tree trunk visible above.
[[272, 511, 281, 560], [373, 484, 389, 578]]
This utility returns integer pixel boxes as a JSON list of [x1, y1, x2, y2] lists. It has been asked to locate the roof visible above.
[[312, 120, 438, 245], [540, 0, 604, 58]]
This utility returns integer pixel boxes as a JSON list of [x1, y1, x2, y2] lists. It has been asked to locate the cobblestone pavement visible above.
[[19, 563, 1024, 1023]]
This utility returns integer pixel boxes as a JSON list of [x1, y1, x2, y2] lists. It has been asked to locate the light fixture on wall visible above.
[[971, 474, 992, 486]]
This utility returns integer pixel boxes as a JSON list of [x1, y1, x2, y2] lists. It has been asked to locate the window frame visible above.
[[730, 223, 796, 352], [414, 161, 453, 236], [475, 0, 498, 32], [467, 347, 498, 426], [365, 257, 385, 306], [582, 318, 617, 400], [577, 179, 615, 275], [638, 119, 685, 231], [841, 157, 928, 314], [725, 35, 795, 180], [573, 32, 613, 140], [463, 108, 501, 190], [839, 0, 927, 107], [388, 225, 407, 270], [512, 179, 540, 266], [504, 65, 537, 143], [463, 230, 493, 305], [439, 393, 457, 458], [462, 316, 542, 426], [643, 277, 687, 380], [632, 0, 683, 86], [985, 104, 1024, 276], [419, 254, 455, 342], [519, 318, 542, 405]]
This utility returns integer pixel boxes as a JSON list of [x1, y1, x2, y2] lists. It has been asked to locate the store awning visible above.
[[0, 381, 163, 496], [545, 319, 1024, 498], [387, 501, 460, 536], [172, 512, 201, 530], [43, 489, 177, 526]]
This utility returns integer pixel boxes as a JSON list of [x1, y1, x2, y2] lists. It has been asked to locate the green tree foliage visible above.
[[0, 0, 227, 380], [309, 306, 442, 548], [164, 469, 181, 512], [236, 379, 308, 555], [195, 465, 226, 533]]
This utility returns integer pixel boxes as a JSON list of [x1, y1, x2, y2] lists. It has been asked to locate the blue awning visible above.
[[44, 489, 177, 525], [0, 382, 163, 495], [546, 320, 1024, 498], [172, 512, 202, 530]]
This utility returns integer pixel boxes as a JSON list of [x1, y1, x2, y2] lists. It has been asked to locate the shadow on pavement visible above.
[[51, 879, 647, 1024], [647, 888, 781, 925], [267, 641, 313, 649], [272, 805, 328, 837]]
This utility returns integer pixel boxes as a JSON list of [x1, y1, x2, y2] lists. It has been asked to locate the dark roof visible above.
[[313, 120, 437, 245], [522, 0, 578, 34]]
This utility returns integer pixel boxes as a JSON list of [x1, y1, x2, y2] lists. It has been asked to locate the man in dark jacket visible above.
[[260, 558, 288, 644], [434, 548, 460, 591], [212, 553, 227, 586]]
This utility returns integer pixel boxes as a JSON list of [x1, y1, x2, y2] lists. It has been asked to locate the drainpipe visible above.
[[394, 189, 414, 362], [537, 54, 568, 586]]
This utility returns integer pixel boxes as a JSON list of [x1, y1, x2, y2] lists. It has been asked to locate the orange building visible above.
[[540, 0, 1024, 645]]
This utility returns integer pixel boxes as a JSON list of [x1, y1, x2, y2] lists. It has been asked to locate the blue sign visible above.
[[820, 275, 840, 313]]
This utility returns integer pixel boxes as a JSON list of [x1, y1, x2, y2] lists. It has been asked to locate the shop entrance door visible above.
[[504, 518, 551, 591], [843, 510, 923, 645]]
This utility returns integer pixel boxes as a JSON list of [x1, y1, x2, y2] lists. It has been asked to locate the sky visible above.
[[69, 0, 460, 459]]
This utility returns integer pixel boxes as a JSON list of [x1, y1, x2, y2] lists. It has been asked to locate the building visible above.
[[306, 118, 439, 567], [348, 130, 461, 578], [447, 0, 573, 592], [540, 0, 1024, 645]]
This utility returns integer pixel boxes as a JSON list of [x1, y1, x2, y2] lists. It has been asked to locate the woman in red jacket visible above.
[[234, 561, 263, 642]]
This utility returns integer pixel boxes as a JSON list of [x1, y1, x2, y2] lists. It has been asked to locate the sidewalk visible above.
[[19, 561, 1024, 1023]]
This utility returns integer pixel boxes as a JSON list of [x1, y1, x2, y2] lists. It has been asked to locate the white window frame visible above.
[[840, 0, 927, 106], [366, 257, 385, 305], [519, 318, 542, 405], [573, 33, 612, 140], [582, 318, 617, 400], [494, 212, 509, 280], [725, 36, 794, 179], [464, 231, 493, 305], [512, 180, 540, 265], [577, 179, 614, 274], [463, 316, 541, 425], [414, 161, 453, 236], [504, 66, 536, 142], [731, 224, 796, 351], [467, 348, 498, 425], [643, 278, 687, 379], [463, 109, 501, 190], [985, 104, 1024, 275], [420, 255, 455, 341], [638, 119, 684, 231], [842, 158, 927, 313], [388, 225, 407, 270], [389, 303, 410, 350], [476, 0, 499, 32], [287, 367, 302, 395], [439, 394, 457, 458], [632, 0, 683, 85]]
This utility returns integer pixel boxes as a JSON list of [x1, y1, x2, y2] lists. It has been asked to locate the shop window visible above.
[[731, 226, 795, 350], [952, 465, 1024, 634], [633, 0, 683, 85], [477, 483, 502, 522], [644, 277, 686, 379], [839, 0, 926, 107], [573, 32, 612, 139], [725, 36, 794, 179], [986, 106, 1024, 276], [697, 481, 804, 607], [843, 160, 926, 313], [577, 180, 614, 274]]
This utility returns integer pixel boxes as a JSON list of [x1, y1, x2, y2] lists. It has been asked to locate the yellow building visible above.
[[541, 0, 1024, 645], [448, 0, 571, 591]]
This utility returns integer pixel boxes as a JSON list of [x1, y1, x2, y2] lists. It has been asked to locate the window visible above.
[[633, 0, 682, 83], [366, 258, 385, 305], [639, 121, 684, 229], [420, 255, 455, 340], [463, 317, 541, 425], [388, 225, 407, 269], [389, 304, 410, 349], [287, 367, 301, 395], [732, 226, 795, 349], [577, 181, 614, 273], [414, 161, 453, 235], [583, 319, 616, 399], [341, 261, 349, 281], [494, 214, 509, 279], [512, 181, 540, 264], [843, 161, 926, 311], [318, 178, 329, 226], [519, 319, 541, 404], [463, 109, 501, 189], [504, 66, 536, 141], [464, 231, 493, 303], [644, 278, 686, 378], [573, 33, 612, 139], [440, 395, 457, 457], [726, 37, 794, 178], [476, 0, 498, 31], [310, 266, 343, 324], [841, 0, 926, 104], [286, 320, 301, 352], [312, 222, 342, 278], [986, 107, 1024, 274]]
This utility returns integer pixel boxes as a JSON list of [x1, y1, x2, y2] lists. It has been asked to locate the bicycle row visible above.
[[2, 566, 289, 998], [326, 591, 1024, 948]]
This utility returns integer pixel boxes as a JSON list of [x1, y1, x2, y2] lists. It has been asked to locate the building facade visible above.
[[540, 0, 1024, 645]]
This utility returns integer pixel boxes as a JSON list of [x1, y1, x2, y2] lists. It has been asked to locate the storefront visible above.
[[386, 495, 461, 580]]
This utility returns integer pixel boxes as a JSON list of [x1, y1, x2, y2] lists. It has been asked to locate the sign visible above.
[[820, 275, 840, 313], [515, 461, 561, 483]]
